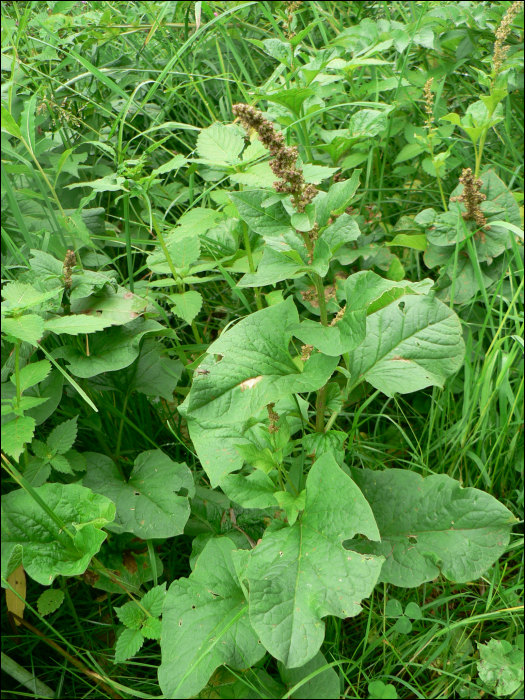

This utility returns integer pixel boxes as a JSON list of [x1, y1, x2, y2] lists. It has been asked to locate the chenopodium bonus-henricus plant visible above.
[[157, 107, 518, 699]]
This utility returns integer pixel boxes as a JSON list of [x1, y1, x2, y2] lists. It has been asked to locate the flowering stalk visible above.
[[492, 1, 522, 87], [450, 168, 488, 231]]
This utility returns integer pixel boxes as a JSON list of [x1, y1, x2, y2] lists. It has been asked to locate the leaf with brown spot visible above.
[[6, 564, 26, 626]]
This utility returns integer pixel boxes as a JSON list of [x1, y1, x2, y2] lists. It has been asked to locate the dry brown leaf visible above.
[[6, 564, 26, 626]]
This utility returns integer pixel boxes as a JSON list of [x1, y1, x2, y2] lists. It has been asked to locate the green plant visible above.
[[1, 2, 523, 699]]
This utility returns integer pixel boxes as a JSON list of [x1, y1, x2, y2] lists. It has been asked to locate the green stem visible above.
[[475, 131, 487, 177], [151, 214, 180, 281], [313, 274, 328, 326], [115, 391, 129, 465], [436, 173, 448, 212], [123, 195, 134, 293], [191, 321, 202, 344], [242, 221, 262, 310], [14, 341, 21, 407]]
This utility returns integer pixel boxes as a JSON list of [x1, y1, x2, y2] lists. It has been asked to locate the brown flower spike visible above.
[[62, 249, 76, 289], [450, 168, 487, 229], [492, 1, 522, 84], [232, 103, 317, 212]]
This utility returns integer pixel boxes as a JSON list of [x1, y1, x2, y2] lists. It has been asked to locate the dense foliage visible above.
[[1, 2, 524, 699]]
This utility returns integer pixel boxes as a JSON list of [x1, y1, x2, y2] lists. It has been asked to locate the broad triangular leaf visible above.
[[244, 453, 383, 668], [159, 537, 265, 699], [197, 124, 244, 164], [346, 294, 465, 396], [1, 483, 115, 585], [83, 450, 194, 539], [181, 298, 338, 425], [54, 319, 165, 378], [229, 190, 293, 238], [348, 468, 517, 587]]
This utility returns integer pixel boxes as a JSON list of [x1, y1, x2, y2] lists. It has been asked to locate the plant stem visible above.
[[242, 221, 262, 310], [14, 341, 21, 407], [115, 391, 129, 465], [123, 194, 134, 292], [151, 214, 180, 281]]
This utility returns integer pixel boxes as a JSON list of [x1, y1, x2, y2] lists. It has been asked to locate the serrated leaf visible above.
[[3, 315, 45, 346], [151, 154, 187, 176], [23, 458, 51, 487], [238, 246, 307, 287], [278, 650, 340, 699], [115, 628, 145, 663], [345, 294, 465, 396], [181, 298, 338, 425], [69, 284, 150, 326], [2, 416, 36, 460], [394, 143, 425, 164], [229, 190, 293, 238], [170, 290, 202, 325], [477, 639, 524, 697], [230, 161, 275, 188], [116, 601, 146, 630], [222, 471, 277, 509], [1, 483, 115, 585], [244, 453, 382, 668], [47, 417, 78, 455], [37, 588, 64, 616], [159, 538, 265, 699], [64, 450, 86, 472], [141, 582, 167, 616], [50, 455, 74, 474], [348, 110, 387, 139], [349, 468, 517, 587], [234, 443, 279, 474], [44, 315, 115, 335], [55, 319, 165, 378], [83, 450, 194, 539], [196, 124, 244, 164], [141, 616, 162, 640], [11, 360, 51, 393]]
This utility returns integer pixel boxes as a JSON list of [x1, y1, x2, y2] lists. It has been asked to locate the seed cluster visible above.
[[450, 168, 487, 228], [283, 0, 303, 37], [301, 344, 314, 361], [492, 1, 522, 84], [266, 402, 280, 433], [423, 77, 435, 129], [62, 249, 76, 289], [232, 103, 317, 212]]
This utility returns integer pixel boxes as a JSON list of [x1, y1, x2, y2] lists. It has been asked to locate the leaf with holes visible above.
[[477, 639, 524, 697], [1, 483, 115, 585], [348, 468, 517, 587], [243, 453, 383, 668], [159, 537, 265, 699], [37, 588, 65, 616], [83, 450, 194, 539], [181, 298, 338, 425]]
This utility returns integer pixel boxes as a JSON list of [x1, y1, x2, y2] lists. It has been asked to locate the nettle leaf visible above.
[[196, 124, 244, 164], [222, 470, 277, 509], [2, 315, 45, 346], [181, 298, 338, 425], [12, 360, 51, 393], [244, 453, 383, 668], [2, 416, 36, 460], [229, 190, 293, 238], [50, 455, 74, 474], [159, 537, 265, 699], [2, 281, 61, 313], [142, 616, 162, 640], [141, 582, 167, 616], [47, 416, 78, 455], [477, 639, 524, 697], [115, 628, 144, 663], [116, 601, 146, 630], [54, 319, 165, 378], [180, 395, 307, 487], [37, 588, 65, 616], [1, 483, 115, 585], [169, 290, 203, 325], [278, 650, 340, 699], [346, 294, 465, 396], [349, 468, 517, 587], [83, 450, 194, 539]]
